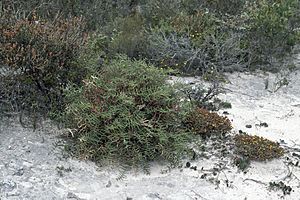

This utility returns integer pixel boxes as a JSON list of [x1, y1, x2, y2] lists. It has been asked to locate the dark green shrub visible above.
[[170, 11, 217, 42], [0, 14, 87, 115], [108, 14, 148, 59], [234, 134, 285, 161], [244, 0, 300, 70], [140, 0, 183, 25], [62, 56, 190, 168]]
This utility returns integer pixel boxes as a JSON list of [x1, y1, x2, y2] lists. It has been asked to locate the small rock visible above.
[[292, 153, 300, 159], [105, 181, 112, 188], [223, 111, 229, 115], [245, 125, 252, 128], [190, 166, 197, 171], [259, 122, 268, 127], [280, 139, 286, 144], [185, 162, 191, 168], [200, 174, 207, 179]]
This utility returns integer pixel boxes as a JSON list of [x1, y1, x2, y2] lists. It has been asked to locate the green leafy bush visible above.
[[170, 11, 217, 42], [0, 14, 87, 115], [140, 0, 183, 25], [62, 56, 190, 167], [234, 134, 285, 161], [244, 0, 300, 70], [108, 14, 148, 59]]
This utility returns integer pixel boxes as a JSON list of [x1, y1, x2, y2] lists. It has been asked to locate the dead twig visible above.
[[191, 190, 210, 200]]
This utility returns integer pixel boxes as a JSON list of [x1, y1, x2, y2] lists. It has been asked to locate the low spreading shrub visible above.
[[234, 134, 285, 161], [184, 107, 232, 136], [62, 56, 190, 168]]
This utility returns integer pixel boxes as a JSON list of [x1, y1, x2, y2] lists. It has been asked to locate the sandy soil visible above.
[[1, 67, 300, 199]]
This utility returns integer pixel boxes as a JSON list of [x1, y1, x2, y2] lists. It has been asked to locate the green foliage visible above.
[[62, 56, 190, 167], [108, 14, 148, 59], [244, 0, 300, 69], [182, 0, 247, 15], [218, 101, 232, 109], [169, 11, 218, 43], [3, 0, 298, 75], [234, 157, 251, 171], [234, 134, 285, 161], [5, 0, 245, 76], [140, 0, 183, 25], [0, 0, 133, 30]]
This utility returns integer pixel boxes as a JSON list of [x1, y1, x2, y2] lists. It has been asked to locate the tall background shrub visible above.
[[0, 12, 87, 117]]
